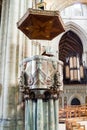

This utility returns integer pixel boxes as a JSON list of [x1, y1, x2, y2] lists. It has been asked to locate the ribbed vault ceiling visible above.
[[59, 30, 83, 63]]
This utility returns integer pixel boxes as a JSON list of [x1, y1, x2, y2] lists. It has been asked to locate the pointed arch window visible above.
[[59, 30, 85, 84]]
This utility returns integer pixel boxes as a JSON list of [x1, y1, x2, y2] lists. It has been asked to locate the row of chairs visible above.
[[66, 120, 85, 130], [59, 104, 87, 119]]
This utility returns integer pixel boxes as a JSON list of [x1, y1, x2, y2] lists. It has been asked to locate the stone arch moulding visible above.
[[44, 0, 87, 11], [68, 93, 84, 105], [65, 21, 87, 52]]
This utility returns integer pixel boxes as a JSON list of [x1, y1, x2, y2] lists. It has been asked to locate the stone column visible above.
[[25, 100, 33, 130], [54, 99, 59, 130], [43, 100, 49, 130], [17, 1, 33, 130], [0, 0, 19, 130], [32, 41, 41, 56], [32, 100, 37, 130], [18, 0, 26, 74], [37, 99, 44, 130], [32, 42, 36, 56], [24, 0, 33, 58], [0, 0, 10, 118], [49, 99, 55, 130]]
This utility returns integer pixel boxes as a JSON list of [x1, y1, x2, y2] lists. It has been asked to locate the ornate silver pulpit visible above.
[[19, 55, 63, 130]]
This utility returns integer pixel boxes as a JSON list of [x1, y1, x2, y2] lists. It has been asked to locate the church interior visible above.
[[0, 0, 87, 130]]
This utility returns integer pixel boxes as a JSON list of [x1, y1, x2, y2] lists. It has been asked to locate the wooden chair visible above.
[[79, 125, 85, 130]]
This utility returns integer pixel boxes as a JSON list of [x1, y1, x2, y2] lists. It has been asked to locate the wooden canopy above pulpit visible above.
[[17, 8, 65, 40]]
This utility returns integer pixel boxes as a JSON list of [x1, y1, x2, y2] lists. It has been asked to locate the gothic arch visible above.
[[71, 98, 80, 105], [68, 93, 84, 105], [59, 29, 83, 62], [65, 21, 87, 52], [45, 0, 87, 11], [58, 21, 87, 60]]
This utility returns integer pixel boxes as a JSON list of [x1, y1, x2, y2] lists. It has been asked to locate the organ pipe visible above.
[[65, 55, 84, 82]]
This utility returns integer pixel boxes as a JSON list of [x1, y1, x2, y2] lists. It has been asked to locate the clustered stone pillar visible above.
[[0, 0, 16, 120], [19, 55, 63, 130], [17, 1, 33, 130], [0, 0, 20, 129], [0, 0, 33, 130]]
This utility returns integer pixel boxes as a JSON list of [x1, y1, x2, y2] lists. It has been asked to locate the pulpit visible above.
[[17, 4, 65, 130], [19, 55, 63, 130]]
